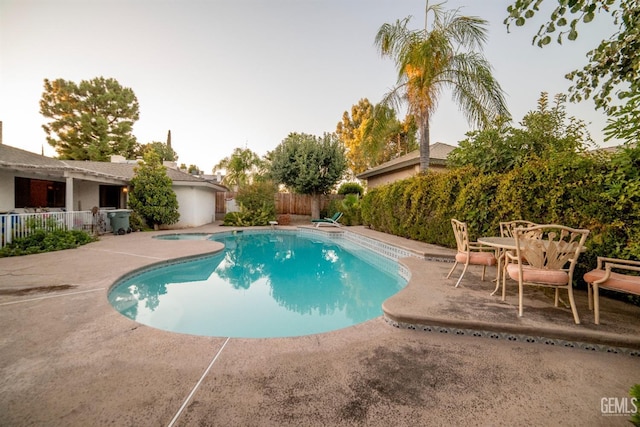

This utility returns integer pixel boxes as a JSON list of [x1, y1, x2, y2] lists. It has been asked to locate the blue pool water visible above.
[[108, 231, 406, 338]]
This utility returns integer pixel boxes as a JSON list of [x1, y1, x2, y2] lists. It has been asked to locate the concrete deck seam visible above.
[[87, 248, 167, 260], [0, 288, 105, 306], [167, 337, 230, 427]]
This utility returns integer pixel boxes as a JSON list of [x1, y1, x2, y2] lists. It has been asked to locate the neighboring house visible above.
[[0, 144, 227, 228], [356, 142, 456, 188]]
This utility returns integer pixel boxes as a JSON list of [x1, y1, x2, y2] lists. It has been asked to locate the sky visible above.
[[0, 0, 620, 173]]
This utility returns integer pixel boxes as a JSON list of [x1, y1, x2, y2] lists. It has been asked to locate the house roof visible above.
[[64, 160, 228, 190], [356, 142, 456, 179], [0, 144, 227, 191], [0, 143, 69, 170]]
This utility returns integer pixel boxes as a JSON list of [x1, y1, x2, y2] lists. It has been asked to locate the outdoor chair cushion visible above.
[[456, 251, 496, 266], [583, 269, 640, 295], [507, 264, 568, 285]]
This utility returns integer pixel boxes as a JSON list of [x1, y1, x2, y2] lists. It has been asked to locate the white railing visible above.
[[0, 210, 113, 249]]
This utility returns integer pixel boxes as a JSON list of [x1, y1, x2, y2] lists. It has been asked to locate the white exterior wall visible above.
[[0, 170, 14, 212], [73, 180, 100, 211], [173, 185, 216, 228]]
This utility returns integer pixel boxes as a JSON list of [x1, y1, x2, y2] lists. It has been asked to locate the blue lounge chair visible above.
[[312, 212, 343, 227]]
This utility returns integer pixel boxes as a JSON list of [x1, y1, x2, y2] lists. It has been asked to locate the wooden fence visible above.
[[216, 192, 343, 215]]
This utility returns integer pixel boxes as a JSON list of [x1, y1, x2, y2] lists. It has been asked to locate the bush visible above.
[[128, 210, 149, 232], [630, 384, 640, 426], [337, 182, 364, 196], [223, 181, 277, 226], [328, 194, 362, 226], [129, 151, 180, 229], [0, 229, 95, 257], [222, 205, 274, 226], [236, 181, 277, 216]]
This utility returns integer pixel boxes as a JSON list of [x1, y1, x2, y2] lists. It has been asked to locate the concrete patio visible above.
[[1, 223, 638, 426]]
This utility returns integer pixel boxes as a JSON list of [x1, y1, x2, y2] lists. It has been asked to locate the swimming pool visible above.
[[108, 230, 407, 338]]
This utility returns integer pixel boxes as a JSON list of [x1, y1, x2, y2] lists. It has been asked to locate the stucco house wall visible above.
[[72, 180, 100, 212], [174, 185, 216, 228], [365, 164, 421, 188], [356, 143, 456, 189], [0, 169, 15, 211]]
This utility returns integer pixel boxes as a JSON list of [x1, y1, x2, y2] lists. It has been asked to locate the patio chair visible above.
[[312, 212, 343, 228], [447, 219, 497, 287], [584, 257, 640, 325], [505, 224, 589, 324], [499, 220, 538, 237], [498, 220, 539, 285]]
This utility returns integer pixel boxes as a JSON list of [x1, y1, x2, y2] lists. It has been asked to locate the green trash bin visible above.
[[107, 209, 132, 235]]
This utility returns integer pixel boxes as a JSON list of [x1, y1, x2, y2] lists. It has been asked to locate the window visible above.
[[99, 185, 122, 209], [15, 177, 66, 208]]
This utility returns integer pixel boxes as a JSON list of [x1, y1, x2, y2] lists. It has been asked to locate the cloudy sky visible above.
[[0, 0, 618, 172]]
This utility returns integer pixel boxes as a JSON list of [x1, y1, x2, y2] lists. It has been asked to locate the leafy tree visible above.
[[129, 151, 180, 229], [187, 164, 201, 175], [504, 0, 639, 143], [604, 90, 640, 145], [269, 132, 347, 219], [376, 110, 418, 165], [375, 2, 509, 171], [40, 77, 139, 160], [336, 99, 374, 174], [134, 141, 178, 162], [448, 92, 593, 173], [213, 147, 263, 190], [336, 98, 417, 174]]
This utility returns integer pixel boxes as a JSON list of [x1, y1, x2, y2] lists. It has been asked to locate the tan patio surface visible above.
[[1, 222, 639, 426]]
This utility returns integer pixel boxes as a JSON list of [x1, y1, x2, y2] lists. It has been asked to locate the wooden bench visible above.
[[584, 257, 640, 324]]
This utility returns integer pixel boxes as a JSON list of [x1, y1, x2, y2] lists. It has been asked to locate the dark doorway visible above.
[[100, 185, 122, 209]]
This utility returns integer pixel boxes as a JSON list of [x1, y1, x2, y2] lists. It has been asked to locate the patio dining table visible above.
[[477, 237, 518, 300]]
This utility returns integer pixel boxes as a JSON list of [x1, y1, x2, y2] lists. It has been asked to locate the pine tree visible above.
[[40, 77, 139, 160]]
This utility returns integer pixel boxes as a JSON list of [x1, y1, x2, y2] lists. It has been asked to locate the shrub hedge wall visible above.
[[361, 150, 640, 285]]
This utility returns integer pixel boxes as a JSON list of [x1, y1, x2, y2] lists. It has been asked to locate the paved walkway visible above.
[[1, 223, 638, 426]]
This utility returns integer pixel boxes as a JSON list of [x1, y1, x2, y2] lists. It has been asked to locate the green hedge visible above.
[[361, 149, 640, 286], [0, 229, 95, 257]]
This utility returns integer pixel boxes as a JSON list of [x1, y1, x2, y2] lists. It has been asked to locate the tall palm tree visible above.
[[375, 1, 510, 171]]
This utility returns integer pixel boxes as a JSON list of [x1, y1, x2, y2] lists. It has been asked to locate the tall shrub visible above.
[[223, 181, 277, 226], [129, 151, 180, 229]]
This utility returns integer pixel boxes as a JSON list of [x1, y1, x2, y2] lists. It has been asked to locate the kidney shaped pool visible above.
[[108, 230, 407, 338]]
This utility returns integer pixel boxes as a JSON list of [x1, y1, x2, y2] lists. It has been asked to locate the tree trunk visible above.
[[419, 113, 431, 172], [311, 193, 321, 220]]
